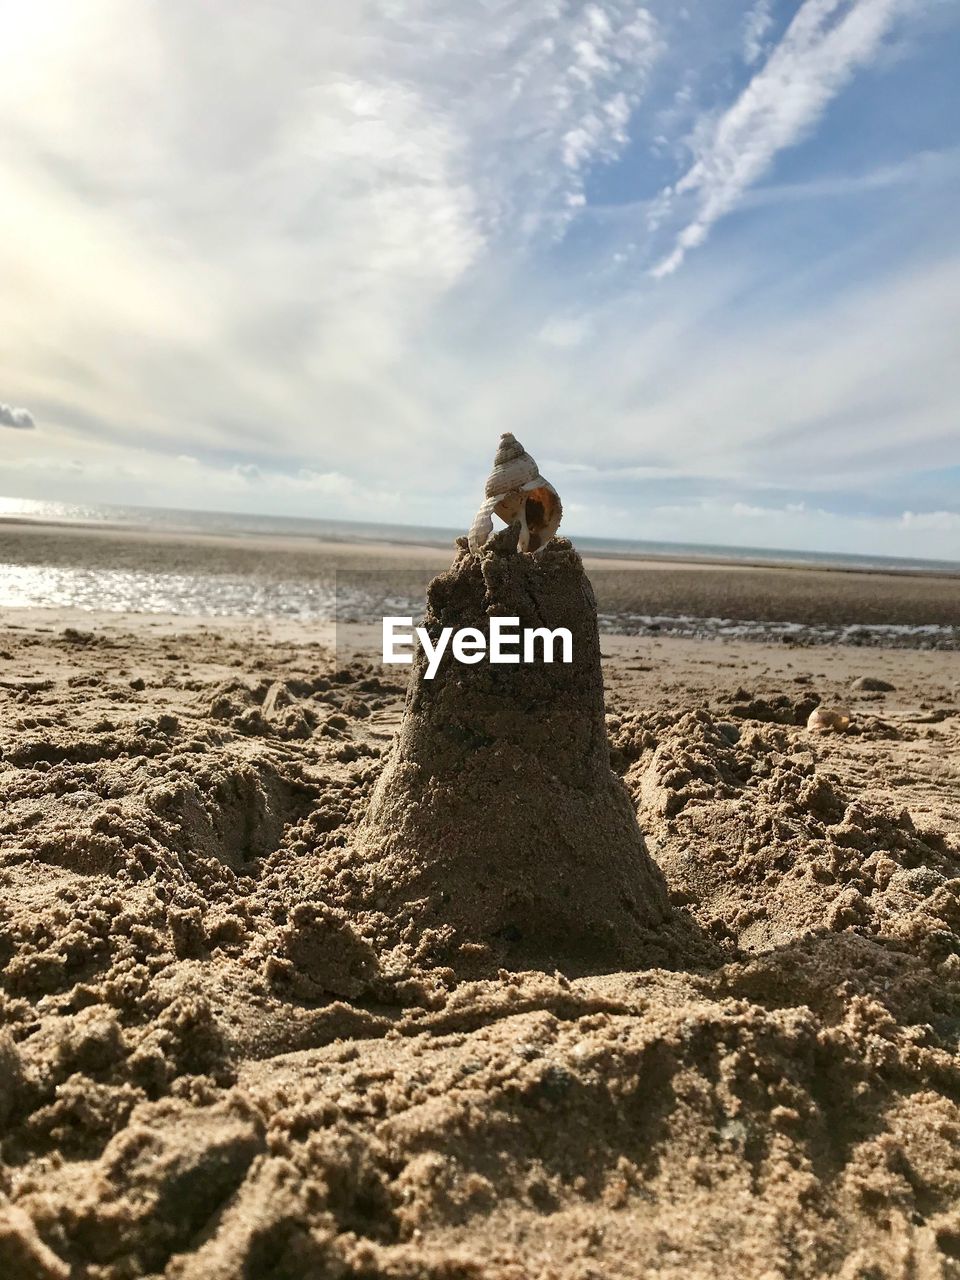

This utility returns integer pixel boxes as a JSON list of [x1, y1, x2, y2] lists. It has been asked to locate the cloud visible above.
[[0, 402, 35, 430], [606, 251, 960, 489], [0, 446, 412, 520], [652, 0, 909, 277], [901, 510, 960, 532], [216, 463, 356, 499], [582, 147, 959, 230], [0, 2, 956, 560], [381, 1, 662, 238], [739, 147, 960, 208], [641, 499, 960, 560], [538, 315, 594, 348], [0, 2, 664, 467], [743, 0, 775, 64]]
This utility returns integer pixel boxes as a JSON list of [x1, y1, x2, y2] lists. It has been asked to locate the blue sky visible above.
[[1, 0, 958, 557]]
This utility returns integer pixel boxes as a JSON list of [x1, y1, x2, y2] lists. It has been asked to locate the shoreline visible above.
[[2, 512, 959, 579], [3, 522, 960, 642]]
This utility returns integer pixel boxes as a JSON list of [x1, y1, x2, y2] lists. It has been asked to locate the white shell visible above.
[[468, 496, 499, 552], [485, 456, 539, 499], [469, 433, 562, 554], [807, 706, 851, 733]]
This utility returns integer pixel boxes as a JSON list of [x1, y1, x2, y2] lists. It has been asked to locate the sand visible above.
[[358, 535, 671, 975], [2, 555, 960, 1276]]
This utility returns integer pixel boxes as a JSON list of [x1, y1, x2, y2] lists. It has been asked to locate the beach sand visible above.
[[2, 537, 960, 1277]]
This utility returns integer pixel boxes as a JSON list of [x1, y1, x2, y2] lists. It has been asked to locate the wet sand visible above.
[[1, 590, 959, 1277], [3, 520, 960, 633]]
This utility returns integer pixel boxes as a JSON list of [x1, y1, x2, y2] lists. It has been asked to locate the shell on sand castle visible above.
[[468, 433, 562, 554]]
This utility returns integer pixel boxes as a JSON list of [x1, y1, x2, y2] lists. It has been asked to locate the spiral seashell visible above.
[[806, 706, 851, 733], [468, 433, 562, 554], [484, 436, 539, 498]]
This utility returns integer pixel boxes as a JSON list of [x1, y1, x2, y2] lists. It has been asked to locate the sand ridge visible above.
[[0, 615, 959, 1277]]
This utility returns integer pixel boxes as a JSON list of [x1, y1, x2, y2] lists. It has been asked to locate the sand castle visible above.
[[358, 435, 670, 971]]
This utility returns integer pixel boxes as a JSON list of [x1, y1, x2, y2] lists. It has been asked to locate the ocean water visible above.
[[1, 496, 959, 647], [2, 495, 958, 573]]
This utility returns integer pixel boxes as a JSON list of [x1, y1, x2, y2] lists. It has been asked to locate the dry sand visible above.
[[1, 563, 960, 1276]]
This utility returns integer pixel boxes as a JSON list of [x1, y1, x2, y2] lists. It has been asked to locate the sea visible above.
[[2, 497, 959, 647]]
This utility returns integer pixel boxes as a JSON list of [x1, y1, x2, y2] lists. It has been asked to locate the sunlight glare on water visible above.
[[1, 497, 958, 642], [0, 497, 74, 519], [0, 564, 344, 619]]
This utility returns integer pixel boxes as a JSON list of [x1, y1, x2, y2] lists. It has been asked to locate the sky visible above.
[[1, 0, 959, 559]]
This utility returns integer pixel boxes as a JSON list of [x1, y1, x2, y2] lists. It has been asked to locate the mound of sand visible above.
[[357, 535, 671, 975], [1, 617, 959, 1278]]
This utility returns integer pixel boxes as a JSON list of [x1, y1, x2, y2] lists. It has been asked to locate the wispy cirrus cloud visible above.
[[652, 0, 910, 277], [369, 1, 661, 238], [742, 0, 776, 64]]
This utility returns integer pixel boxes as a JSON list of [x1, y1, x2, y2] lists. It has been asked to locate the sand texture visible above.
[[1, 609, 960, 1278]]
